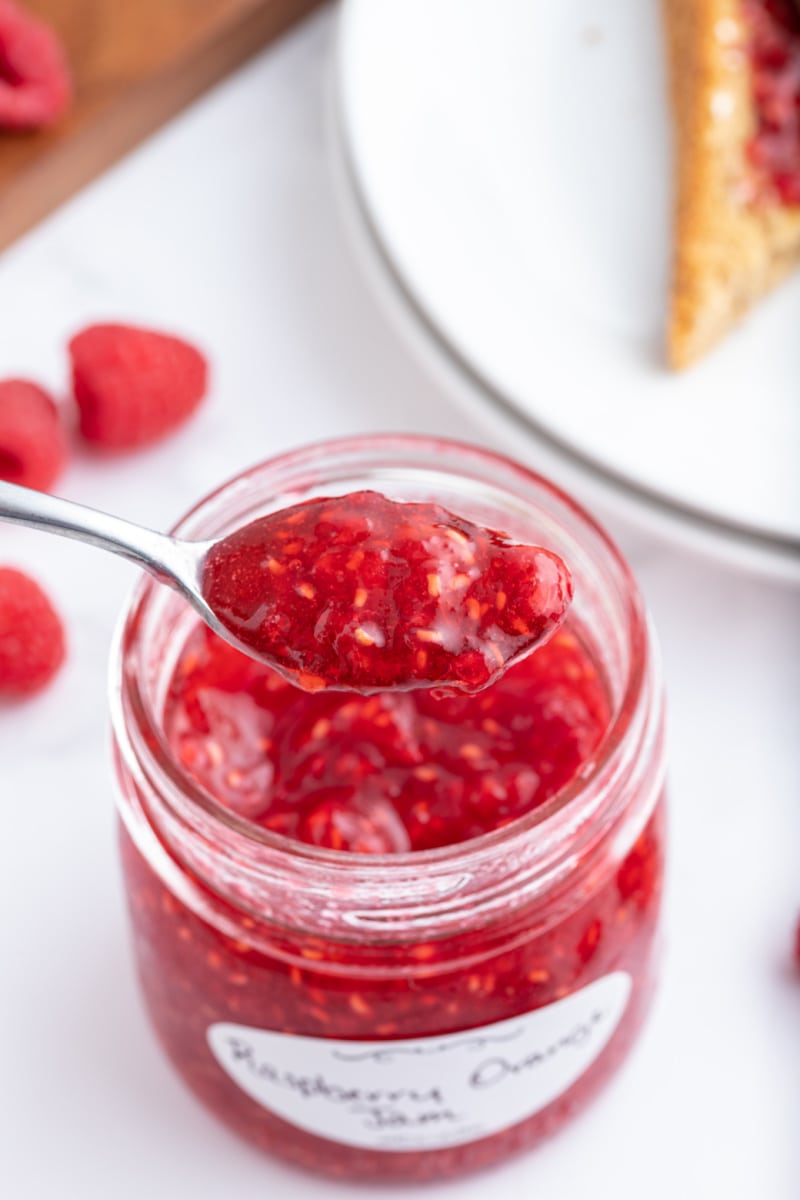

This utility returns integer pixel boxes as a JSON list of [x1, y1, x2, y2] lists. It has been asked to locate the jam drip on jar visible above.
[[201, 491, 572, 694], [165, 621, 610, 852], [744, 0, 800, 204]]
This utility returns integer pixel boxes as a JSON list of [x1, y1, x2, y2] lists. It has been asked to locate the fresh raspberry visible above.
[[0, 379, 68, 492], [69, 323, 208, 451], [0, 0, 71, 130], [0, 567, 65, 697]]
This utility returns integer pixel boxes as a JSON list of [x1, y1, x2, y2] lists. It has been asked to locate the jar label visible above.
[[207, 970, 631, 1152]]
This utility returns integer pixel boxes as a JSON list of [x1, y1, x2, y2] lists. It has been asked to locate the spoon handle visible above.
[[0, 479, 187, 583]]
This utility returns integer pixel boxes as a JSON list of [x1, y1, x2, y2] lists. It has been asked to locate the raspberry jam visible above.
[[164, 624, 608, 852], [201, 490, 572, 693], [745, 0, 800, 204], [112, 438, 666, 1182]]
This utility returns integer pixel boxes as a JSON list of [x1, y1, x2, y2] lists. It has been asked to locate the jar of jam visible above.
[[111, 435, 666, 1183]]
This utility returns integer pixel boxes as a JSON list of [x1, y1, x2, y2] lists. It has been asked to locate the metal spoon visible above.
[[0, 478, 243, 655]]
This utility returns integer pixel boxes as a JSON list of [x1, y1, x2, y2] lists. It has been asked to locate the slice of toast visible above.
[[664, 0, 800, 368]]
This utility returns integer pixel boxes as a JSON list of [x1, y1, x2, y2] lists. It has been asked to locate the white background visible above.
[[0, 9, 797, 1199]]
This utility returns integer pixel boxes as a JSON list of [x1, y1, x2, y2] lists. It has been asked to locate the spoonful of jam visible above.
[[202, 490, 571, 692], [0, 481, 571, 693]]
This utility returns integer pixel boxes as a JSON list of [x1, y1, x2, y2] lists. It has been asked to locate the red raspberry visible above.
[[0, 0, 71, 130], [0, 567, 65, 697], [0, 379, 68, 492], [69, 323, 208, 451]]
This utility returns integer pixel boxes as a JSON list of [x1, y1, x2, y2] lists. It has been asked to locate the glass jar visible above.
[[111, 435, 666, 1183]]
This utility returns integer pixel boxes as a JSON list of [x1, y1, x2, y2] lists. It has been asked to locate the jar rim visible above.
[[110, 433, 658, 897]]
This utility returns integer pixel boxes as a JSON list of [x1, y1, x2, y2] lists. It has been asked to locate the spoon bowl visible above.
[[0, 479, 573, 693]]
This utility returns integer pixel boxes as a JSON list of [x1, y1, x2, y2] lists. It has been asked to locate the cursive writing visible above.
[[227, 1038, 446, 1107], [469, 1010, 607, 1089]]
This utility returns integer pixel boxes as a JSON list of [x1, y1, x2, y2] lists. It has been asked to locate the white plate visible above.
[[333, 0, 800, 575], [328, 102, 800, 582]]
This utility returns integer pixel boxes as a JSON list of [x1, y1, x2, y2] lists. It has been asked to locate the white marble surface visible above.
[[0, 8, 797, 1198]]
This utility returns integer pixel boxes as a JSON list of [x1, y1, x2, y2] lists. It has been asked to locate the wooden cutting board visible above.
[[0, 0, 322, 251]]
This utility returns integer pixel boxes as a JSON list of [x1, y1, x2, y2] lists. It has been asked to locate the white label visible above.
[[207, 971, 631, 1152]]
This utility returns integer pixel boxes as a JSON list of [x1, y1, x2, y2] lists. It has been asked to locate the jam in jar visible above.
[[112, 436, 666, 1182]]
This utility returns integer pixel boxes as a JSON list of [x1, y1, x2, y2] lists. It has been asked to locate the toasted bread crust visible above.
[[664, 0, 800, 368]]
